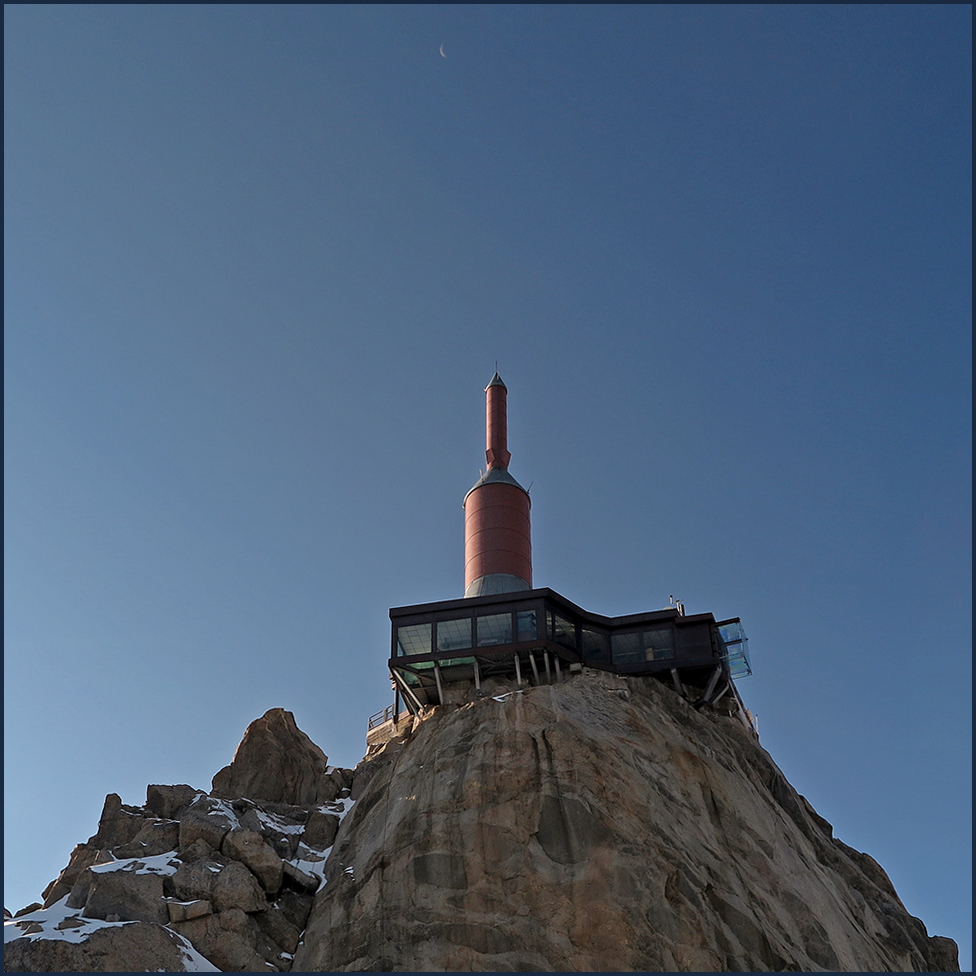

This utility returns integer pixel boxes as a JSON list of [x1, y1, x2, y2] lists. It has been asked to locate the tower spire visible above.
[[485, 372, 511, 470], [463, 373, 532, 598]]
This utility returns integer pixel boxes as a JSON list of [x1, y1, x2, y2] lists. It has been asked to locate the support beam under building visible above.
[[694, 666, 723, 710], [391, 669, 424, 716], [433, 661, 445, 706], [528, 651, 541, 685]]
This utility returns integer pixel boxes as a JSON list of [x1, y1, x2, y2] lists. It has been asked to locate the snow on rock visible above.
[[319, 796, 355, 819], [5, 897, 119, 946], [4, 897, 219, 971], [89, 852, 181, 876], [10, 707, 359, 971], [253, 808, 306, 836]]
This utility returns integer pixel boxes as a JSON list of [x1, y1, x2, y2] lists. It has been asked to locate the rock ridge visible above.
[[5, 708, 354, 973], [4, 685, 960, 972]]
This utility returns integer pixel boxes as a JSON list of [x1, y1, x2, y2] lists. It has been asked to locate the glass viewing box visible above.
[[388, 587, 749, 714]]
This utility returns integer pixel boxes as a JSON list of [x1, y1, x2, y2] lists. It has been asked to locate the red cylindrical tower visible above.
[[463, 373, 532, 597]]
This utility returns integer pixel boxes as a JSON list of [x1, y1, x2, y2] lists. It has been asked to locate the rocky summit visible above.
[[4, 680, 960, 972]]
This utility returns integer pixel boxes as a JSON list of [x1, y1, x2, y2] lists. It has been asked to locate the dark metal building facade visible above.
[[387, 587, 749, 716]]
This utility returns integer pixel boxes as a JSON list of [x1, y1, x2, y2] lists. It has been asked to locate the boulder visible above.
[[302, 809, 341, 851], [179, 795, 238, 851], [146, 783, 201, 820], [113, 818, 180, 858], [211, 707, 335, 806], [64, 850, 120, 909], [177, 836, 225, 864], [86, 793, 148, 850], [212, 860, 268, 914], [81, 865, 168, 924], [261, 800, 314, 822], [282, 860, 319, 892], [171, 857, 222, 903], [239, 805, 305, 860], [3, 922, 217, 972], [222, 828, 283, 893], [167, 897, 213, 923], [171, 907, 282, 972]]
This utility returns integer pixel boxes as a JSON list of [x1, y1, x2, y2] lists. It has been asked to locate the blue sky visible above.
[[5, 4, 971, 967]]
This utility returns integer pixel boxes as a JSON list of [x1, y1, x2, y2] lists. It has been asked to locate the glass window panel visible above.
[[718, 621, 751, 678], [396, 623, 432, 657], [516, 611, 538, 642], [718, 621, 743, 644], [439, 656, 476, 668], [612, 631, 643, 664], [477, 613, 513, 646], [581, 628, 610, 663], [553, 614, 577, 651], [437, 618, 472, 652], [642, 627, 675, 662]]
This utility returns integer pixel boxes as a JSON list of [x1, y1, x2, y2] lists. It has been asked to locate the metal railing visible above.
[[367, 704, 396, 730]]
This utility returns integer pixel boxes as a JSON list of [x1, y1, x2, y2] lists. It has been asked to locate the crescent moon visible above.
[[439, 44, 447, 58]]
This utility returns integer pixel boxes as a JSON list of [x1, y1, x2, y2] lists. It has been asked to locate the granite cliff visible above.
[[5, 676, 959, 972]]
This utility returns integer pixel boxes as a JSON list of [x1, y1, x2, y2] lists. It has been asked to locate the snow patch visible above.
[[288, 844, 333, 892], [6, 898, 118, 945], [5, 898, 219, 971], [253, 808, 305, 835], [90, 852, 181, 876], [318, 796, 354, 819], [177, 942, 222, 972], [204, 797, 240, 823]]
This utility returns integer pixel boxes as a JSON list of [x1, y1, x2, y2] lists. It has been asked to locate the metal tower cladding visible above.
[[462, 373, 532, 598]]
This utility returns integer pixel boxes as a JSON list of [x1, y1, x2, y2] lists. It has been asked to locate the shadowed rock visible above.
[[81, 865, 169, 924], [146, 784, 201, 821], [86, 793, 148, 850], [41, 845, 99, 908], [170, 907, 282, 972]]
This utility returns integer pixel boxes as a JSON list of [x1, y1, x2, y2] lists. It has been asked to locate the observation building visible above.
[[370, 374, 752, 739]]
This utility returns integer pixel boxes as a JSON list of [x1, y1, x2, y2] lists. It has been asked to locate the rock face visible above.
[[294, 675, 958, 973], [5, 689, 959, 972]]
